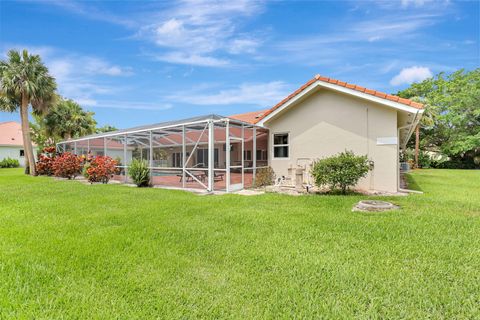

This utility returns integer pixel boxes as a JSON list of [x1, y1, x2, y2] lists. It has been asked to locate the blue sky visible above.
[[1, 0, 478, 128]]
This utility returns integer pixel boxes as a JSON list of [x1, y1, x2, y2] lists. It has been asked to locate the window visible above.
[[256, 150, 267, 161], [243, 150, 252, 161], [196, 149, 219, 167], [273, 133, 289, 158], [19, 149, 24, 157], [172, 152, 182, 167]]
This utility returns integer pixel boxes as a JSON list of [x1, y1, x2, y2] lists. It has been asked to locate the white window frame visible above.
[[172, 152, 183, 167], [243, 150, 252, 161], [272, 132, 290, 160], [256, 149, 267, 161]]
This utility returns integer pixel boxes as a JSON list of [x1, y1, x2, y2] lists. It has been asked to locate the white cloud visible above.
[[269, 12, 442, 67], [139, 0, 264, 66], [1, 45, 54, 60], [75, 98, 98, 106], [83, 57, 133, 76], [84, 100, 173, 111], [154, 52, 231, 67], [401, 0, 434, 8], [228, 38, 260, 54], [44, 54, 131, 105], [379, 60, 400, 74], [49, 0, 136, 27], [168, 81, 290, 107], [372, 0, 449, 9], [368, 36, 382, 42], [1, 44, 133, 109], [390, 66, 433, 86], [352, 14, 438, 41], [275, 14, 439, 49]]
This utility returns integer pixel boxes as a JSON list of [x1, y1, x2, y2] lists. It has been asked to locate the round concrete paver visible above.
[[353, 200, 399, 212]]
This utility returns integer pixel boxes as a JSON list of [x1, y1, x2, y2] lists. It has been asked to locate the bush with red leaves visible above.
[[36, 154, 55, 176], [85, 156, 117, 183], [43, 146, 56, 154], [36, 146, 57, 176], [52, 152, 82, 179]]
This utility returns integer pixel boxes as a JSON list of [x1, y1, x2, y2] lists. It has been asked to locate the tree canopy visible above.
[[42, 97, 97, 140], [96, 125, 118, 134], [396, 69, 480, 165], [31, 99, 119, 149]]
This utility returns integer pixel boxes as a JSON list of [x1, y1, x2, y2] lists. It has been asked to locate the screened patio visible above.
[[56, 114, 269, 192]]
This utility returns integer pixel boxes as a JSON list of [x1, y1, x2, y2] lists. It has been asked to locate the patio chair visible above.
[[178, 171, 207, 183]]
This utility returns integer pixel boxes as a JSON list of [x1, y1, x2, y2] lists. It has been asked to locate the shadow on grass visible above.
[[313, 189, 364, 196], [404, 173, 423, 192]]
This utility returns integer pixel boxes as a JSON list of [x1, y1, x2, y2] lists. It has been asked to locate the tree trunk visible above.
[[24, 158, 30, 174], [20, 94, 36, 175], [414, 125, 420, 169]]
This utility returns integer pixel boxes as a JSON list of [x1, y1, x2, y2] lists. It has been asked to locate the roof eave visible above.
[[257, 80, 423, 126]]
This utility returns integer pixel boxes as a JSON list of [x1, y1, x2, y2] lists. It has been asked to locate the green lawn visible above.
[[0, 169, 479, 319]]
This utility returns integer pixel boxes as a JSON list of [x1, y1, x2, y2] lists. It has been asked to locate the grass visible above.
[[0, 168, 479, 319]]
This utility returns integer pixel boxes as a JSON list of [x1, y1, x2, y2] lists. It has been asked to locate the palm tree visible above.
[[43, 98, 96, 140], [0, 50, 57, 175]]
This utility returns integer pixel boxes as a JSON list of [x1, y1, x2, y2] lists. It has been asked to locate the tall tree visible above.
[[0, 50, 57, 175], [43, 98, 97, 140], [397, 69, 480, 166]]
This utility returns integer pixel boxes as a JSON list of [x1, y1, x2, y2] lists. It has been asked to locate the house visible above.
[[230, 75, 424, 193], [57, 74, 423, 193], [0, 121, 38, 167]]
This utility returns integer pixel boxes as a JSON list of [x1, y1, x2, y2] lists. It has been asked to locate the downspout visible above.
[[397, 110, 423, 194]]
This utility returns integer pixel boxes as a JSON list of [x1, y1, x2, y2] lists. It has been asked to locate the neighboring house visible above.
[[58, 74, 423, 193], [0, 121, 38, 167]]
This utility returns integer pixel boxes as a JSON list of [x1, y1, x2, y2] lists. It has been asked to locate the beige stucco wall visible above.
[[265, 88, 399, 192]]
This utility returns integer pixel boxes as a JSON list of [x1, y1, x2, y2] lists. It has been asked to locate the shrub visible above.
[[433, 158, 477, 169], [114, 156, 124, 175], [35, 146, 57, 175], [36, 154, 55, 175], [417, 150, 432, 168], [85, 156, 118, 183], [82, 162, 91, 179], [43, 146, 56, 154], [311, 150, 370, 194], [128, 159, 150, 187], [0, 157, 20, 168], [254, 167, 275, 187], [52, 152, 82, 179]]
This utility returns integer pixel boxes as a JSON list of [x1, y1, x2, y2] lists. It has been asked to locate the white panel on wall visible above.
[[377, 137, 398, 145]]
